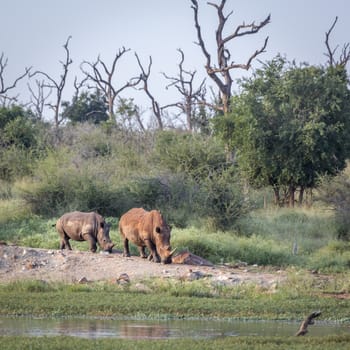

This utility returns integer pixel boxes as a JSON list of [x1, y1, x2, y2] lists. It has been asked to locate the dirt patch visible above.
[[0, 244, 285, 288]]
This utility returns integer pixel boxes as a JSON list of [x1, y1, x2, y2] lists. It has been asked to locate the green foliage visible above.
[[0, 106, 34, 145], [220, 56, 350, 205], [61, 89, 108, 124], [153, 131, 245, 229], [0, 146, 34, 181], [0, 105, 46, 181], [309, 241, 350, 272], [14, 149, 130, 217], [318, 165, 350, 240], [196, 167, 246, 230], [154, 131, 226, 181]]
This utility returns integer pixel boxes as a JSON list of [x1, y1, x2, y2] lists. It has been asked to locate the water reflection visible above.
[[0, 317, 348, 339]]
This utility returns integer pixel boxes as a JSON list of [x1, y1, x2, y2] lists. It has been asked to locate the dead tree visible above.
[[162, 48, 206, 132], [27, 79, 52, 120], [135, 53, 165, 130], [325, 16, 350, 67], [30, 36, 73, 128], [0, 52, 31, 105], [80, 47, 141, 122], [295, 311, 321, 336], [190, 0, 270, 114]]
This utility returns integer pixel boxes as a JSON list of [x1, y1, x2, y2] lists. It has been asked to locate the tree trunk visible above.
[[273, 186, 280, 206], [289, 185, 295, 208], [298, 186, 304, 207]]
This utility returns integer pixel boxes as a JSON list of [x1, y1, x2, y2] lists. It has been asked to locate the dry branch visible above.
[[325, 16, 350, 67], [81, 47, 141, 121], [295, 311, 322, 336], [191, 0, 270, 114], [0, 52, 31, 96], [30, 36, 73, 128]]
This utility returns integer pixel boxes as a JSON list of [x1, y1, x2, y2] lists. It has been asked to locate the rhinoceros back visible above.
[[57, 211, 102, 240]]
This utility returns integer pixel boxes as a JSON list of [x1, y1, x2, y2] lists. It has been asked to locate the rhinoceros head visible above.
[[154, 223, 176, 264], [97, 221, 114, 253]]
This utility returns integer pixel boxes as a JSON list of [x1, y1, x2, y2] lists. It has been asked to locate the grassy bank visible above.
[[1, 277, 349, 350], [0, 276, 349, 321], [2, 335, 350, 350]]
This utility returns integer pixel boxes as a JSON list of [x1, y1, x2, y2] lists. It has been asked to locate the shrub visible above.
[[195, 167, 247, 230], [318, 166, 350, 240], [14, 149, 133, 217]]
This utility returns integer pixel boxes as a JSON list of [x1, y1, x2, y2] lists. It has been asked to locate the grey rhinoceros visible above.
[[55, 211, 114, 253]]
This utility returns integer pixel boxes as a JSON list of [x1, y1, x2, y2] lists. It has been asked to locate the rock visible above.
[[117, 273, 130, 285], [78, 277, 89, 284], [134, 283, 152, 293], [183, 270, 210, 281], [25, 261, 38, 269]]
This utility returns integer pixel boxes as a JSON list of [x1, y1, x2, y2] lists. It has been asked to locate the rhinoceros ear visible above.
[[155, 227, 161, 234]]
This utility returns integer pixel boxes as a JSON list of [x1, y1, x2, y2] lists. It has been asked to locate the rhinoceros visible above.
[[55, 211, 114, 253], [119, 208, 176, 264]]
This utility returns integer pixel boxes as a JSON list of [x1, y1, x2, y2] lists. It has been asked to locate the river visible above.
[[0, 317, 348, 339]]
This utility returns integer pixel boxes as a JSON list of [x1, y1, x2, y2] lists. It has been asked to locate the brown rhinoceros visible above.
[[55, 211, 114, 253], [119, 208, 176, 264]]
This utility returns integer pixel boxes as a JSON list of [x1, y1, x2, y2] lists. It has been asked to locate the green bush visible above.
[[196, 167, 246, 230], [153, 131, 226, 181], [14, 149, 131, 217], [309, 241, 350, 272], [318, 166, 350, 240]]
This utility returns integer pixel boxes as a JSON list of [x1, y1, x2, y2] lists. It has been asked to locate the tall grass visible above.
[[236, 207, 336, 253], [173, 227, 298, 266]]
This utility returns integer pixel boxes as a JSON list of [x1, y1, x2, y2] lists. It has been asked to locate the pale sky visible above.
[[0, 0, 349, 121]]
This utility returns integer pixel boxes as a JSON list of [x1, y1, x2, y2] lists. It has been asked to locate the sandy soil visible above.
[[0, 244, 286, 288]]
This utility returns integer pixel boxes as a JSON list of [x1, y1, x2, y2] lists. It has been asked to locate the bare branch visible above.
[[162, 48, 207, 131], [81, 48, 141, 121], [135, 53, 164, 130], [296, 311, 321, 336], [30, 36, 73, 128], [191, 0, 270, 114], [325, 16, 350, 67], [0, 52, 32, 97], [27, 79, 52, 120]]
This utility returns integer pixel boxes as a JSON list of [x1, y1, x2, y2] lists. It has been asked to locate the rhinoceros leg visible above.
[[138, 246, 147, 259], [59, 233, 72, 250], [122, 238, 131, 257], [83, 234, 97, 253], [60, 238, 72, 250], [144, 240, 160, 263]]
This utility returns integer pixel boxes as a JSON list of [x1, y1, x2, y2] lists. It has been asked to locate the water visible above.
[[0, 317, 349, 339]]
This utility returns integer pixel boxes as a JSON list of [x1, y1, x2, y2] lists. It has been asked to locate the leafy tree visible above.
[[219, 56, 350, 206], [61, 90, 108, 124], [0, 106, 37, 149], [0, 105, 39, 181]]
